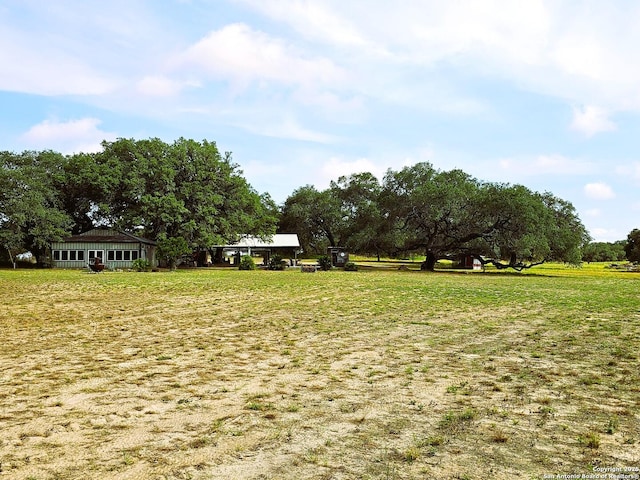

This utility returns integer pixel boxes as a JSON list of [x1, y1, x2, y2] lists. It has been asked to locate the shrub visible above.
[[344, 262, 358, 271], [131, 258, 151, 272], [239, 255, 256, 270], [579, 431, 600, 449], [317, 255, 332, 271], [268, 254, 286, 270]]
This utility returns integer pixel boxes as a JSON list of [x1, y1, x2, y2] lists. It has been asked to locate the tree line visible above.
[[1, 137, 637, 270], [280, 164, 593, 271], [0, 138, 278, 268], [280, 165, 640, 269]]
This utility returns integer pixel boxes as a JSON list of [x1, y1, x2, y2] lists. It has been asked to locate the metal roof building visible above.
[[220, 234, 301, 250], [211, 234, 301, 265]]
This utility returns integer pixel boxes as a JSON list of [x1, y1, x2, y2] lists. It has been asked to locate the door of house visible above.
[[88, 250, 105, 262]]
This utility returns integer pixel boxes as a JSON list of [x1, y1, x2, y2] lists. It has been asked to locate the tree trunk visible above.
[[326, 230, 336, 247], [421, 250, 437, 271], [211, 248, 223, 264]]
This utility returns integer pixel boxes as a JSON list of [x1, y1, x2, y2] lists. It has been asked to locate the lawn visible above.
[[0, 265, 638, 479]]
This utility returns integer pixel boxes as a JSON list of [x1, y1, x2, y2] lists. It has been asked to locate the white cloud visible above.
[[237, 0, 369, 49], [4, 0, 640, 118], [584, 209, 602, 217], [179, 23, 346, 89], [20, 118, 116, 154], [238, 1, 640, 112], [584, 182, 616, 200], [570, 105, 616, 137], [239, 117, 338, 144], [242, 0, 550, 64]]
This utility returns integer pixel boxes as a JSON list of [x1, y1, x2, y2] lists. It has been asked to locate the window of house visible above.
[[106, 250, 139, 261], [53, 250, 85, 261], [88, 250, 104, 261]]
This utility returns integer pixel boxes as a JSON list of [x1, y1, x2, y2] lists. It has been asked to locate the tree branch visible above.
[[481, 257, 546, 272]]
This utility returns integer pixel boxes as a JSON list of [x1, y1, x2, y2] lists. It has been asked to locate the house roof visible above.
[[63, 229, 156, 245], [215, 234, 301, 249]]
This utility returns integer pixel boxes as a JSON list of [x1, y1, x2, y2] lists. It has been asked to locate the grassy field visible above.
[[0, 264, 639, 479]]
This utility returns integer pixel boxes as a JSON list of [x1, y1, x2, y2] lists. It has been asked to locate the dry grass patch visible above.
[[0, 265, 639, 479]]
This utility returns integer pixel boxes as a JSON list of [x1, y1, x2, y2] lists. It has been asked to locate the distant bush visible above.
[[343, 262, 358, 271], [239, 255, 256, 270], [582, 241, 627, 263], [317, 255, 333, 271], [131, 258, 151, 272], [268, 254, 287, 270]]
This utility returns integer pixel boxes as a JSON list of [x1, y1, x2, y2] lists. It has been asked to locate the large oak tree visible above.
[[0, 151, 73, 267], [88, 137, 278, 266]]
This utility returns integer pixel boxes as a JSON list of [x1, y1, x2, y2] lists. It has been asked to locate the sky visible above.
[[1, 0, 639, 242]]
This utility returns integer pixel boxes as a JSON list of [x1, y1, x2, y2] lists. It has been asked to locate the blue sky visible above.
[[1, 0, 639, 242]]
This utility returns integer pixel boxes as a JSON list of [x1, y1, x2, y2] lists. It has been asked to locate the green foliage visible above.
[[2, 141, 590, 275], [268, 254, 286, 270], [439, 408, 477, 432], [58, 151, 119, 233], [624, 229, 640, 262], [1, 138, 278, 269], [282, 162, 588, 271], [582, 241, 626, 263], [578, 431, 601, 449], [279, 173, 394, 259], [239, 255, 256, 270], [279, 186, 341, 254], [157, 235, 191, 270], [343, 261, 358, 271], [381, 163, 589, 270], [382, 165, 586, 270], [96, 138, 277, 245], [330, 172, 393, 258], [317, 255, 333, 271], [131, 258, 151, 272], [0, 150, 73, 266]]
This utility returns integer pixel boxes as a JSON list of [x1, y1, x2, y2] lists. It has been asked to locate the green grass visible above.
[[0, 264, 639, 479]]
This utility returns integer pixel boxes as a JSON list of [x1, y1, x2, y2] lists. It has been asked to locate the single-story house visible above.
[[51, 228, 156, 269], [210, 234, 301, 266]]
